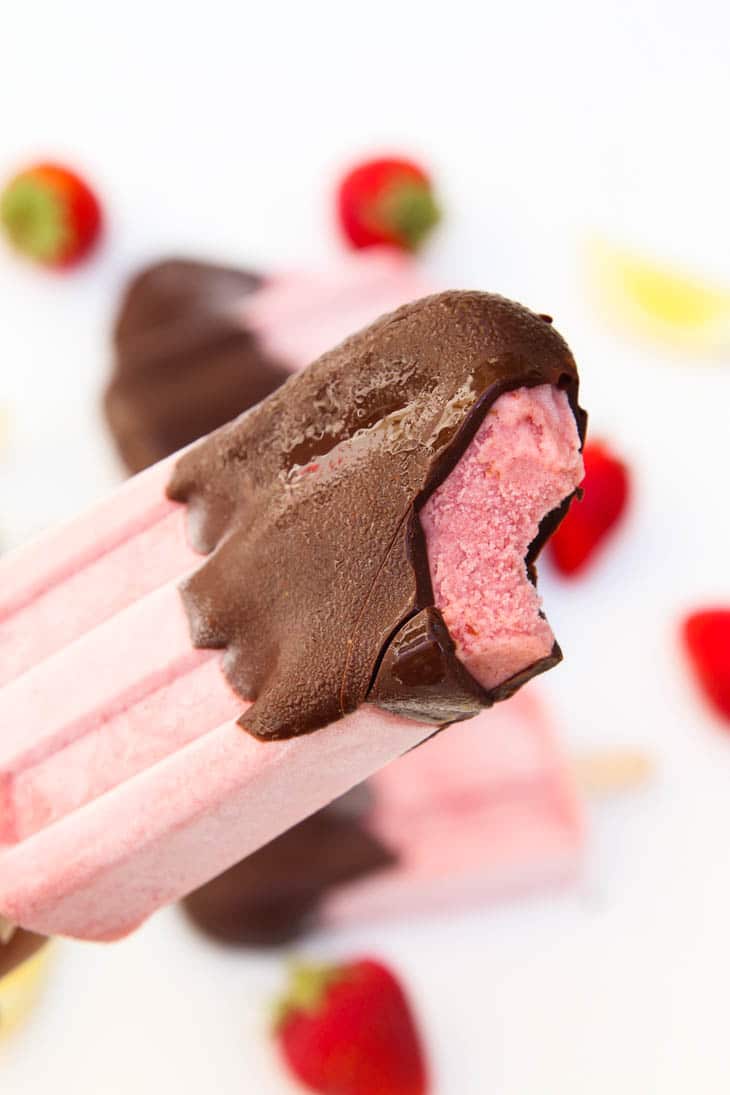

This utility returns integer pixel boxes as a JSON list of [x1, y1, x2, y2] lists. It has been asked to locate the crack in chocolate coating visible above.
[[105, 259, 291, 473], [182, 785, 395, 946], [167, 291, 586, 740]]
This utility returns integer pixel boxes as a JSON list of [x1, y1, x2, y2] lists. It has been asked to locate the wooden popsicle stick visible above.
[[0, 915, 17, 945], [571, 747, 655, 794]]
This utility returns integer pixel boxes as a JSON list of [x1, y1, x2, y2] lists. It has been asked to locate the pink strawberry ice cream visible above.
[[422, 385, 584, 691]]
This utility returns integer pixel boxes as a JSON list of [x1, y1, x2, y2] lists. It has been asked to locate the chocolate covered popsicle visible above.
[[0, 291, 585, 940]]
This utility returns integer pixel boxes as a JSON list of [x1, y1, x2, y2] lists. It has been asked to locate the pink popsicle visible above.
[[0, 323, 583, 940]]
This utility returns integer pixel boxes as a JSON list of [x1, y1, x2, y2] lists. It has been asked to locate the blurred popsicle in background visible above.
[[105, 249, 434, 473]]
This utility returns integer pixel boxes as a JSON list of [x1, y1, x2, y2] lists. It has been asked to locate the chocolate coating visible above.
[[182, 785, 394, 946], [105, 259, 290, 473], [168, 291, 585, 741], [371, 606, 486, 724]]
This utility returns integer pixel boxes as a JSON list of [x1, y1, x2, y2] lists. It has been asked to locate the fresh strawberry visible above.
[[682, 609, 730, 724], [273, 957, 428, 1094], [548, 439, 630, 577], [0, 162, 102, 268], [337, 157, 440, 252]]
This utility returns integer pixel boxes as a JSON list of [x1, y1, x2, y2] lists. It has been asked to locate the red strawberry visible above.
[[0, 162, 102, 268], [682, 609, 730, 723], [273, 957, 428, 1094], [548, 439, 630, 577], [337, 157, 440, 252]]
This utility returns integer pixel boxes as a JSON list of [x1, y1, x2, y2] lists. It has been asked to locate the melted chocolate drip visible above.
[[182, 785, 394, 945], [105, 259, 290, 473], [168, 291, 585, 741]]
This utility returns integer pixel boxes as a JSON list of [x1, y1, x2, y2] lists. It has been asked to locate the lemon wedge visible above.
[[587, 239, 730, 355]]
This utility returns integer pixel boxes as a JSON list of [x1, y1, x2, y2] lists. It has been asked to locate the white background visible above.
[[2, 1, 730, 1091]]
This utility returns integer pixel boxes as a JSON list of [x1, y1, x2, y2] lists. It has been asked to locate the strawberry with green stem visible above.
[[337, 157, 440, 253], [1, 162, 102, 268], [273, 956, 428, 1094]]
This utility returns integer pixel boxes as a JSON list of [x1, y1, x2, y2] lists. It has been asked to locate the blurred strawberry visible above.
[[682, 609, 730, 724], [337, 157, 440, 252], [548, 439, 630, 577], [273, 956, 428, 1094], [0, 162, 102, 268]]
